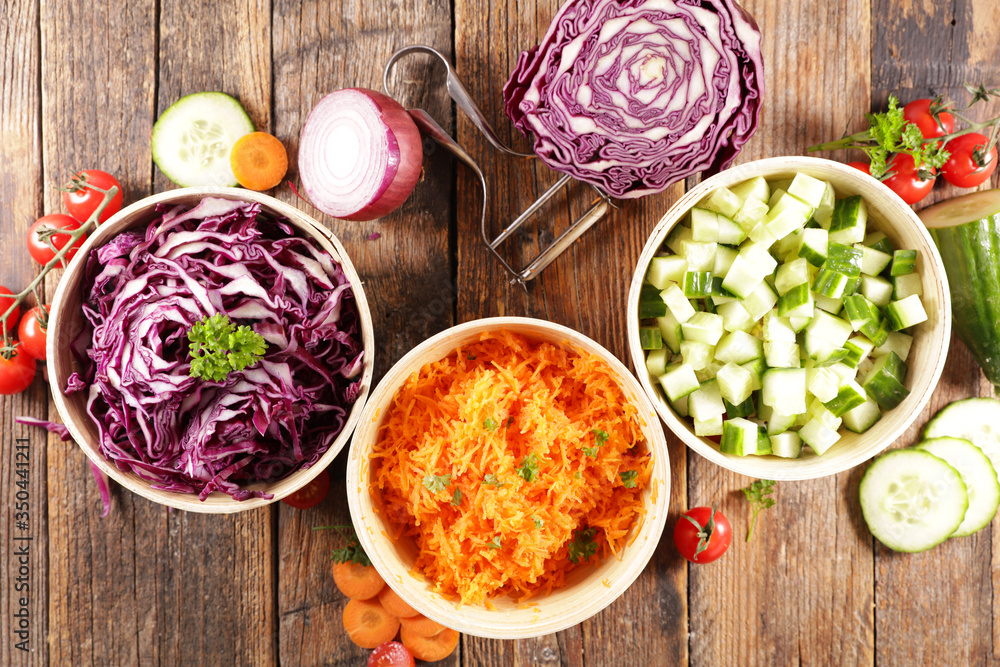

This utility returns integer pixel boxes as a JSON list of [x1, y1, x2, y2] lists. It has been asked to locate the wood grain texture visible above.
[[271, 1, 456, 665], [688, 1, 876, 666], [453, 1, 688, 664], [871, 0, 1000, 663], [0, 2, 47, 666]]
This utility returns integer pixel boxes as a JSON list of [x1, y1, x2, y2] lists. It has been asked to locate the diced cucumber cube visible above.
[[814, 294, 843, 314], [715, 331, 764, 365], [767, 185, 790, 207], [645, 348, 669, 377], [682, 311, 725, 345], [857, 244, 892, 276], [717, 300, 754, 333], [690, 208, 720, 242], [799, 418, 841, 455], [777, 283, 813, 317], [695, 359, 726, 383], [740, 242, 779, 274], [788, 315, 812, 332], [812, 268, 851, 299], [683, 271, 714, 297], [772, 231, 803, 263], [730, 176, 770, 206], [805, 310, 854, 348], [862, 352, 909, 409], [721, 255, 766, 299], [893, 273, 923, 300], [829, 195, 867, 245], [813, 181, 837, 228], [767, 191, 814, 223], [824, 380, 868, 417], [659, 363, 701, 401], [689, 380, 725, 421], [798, 228, 829, 267], [741, 281, 778, 322], [680, 240, 718, 272], [766, 208, 809, 242], [787, 173, 829, 208], [762, 311, 796, 342], [861, 275, 894, 306], [713, 245, 738, 277], [639, 326, 663, 350], [762, 368, 807, 414], [826, 243, 863, 277], [666, 225, 693, 255], [702, 187, 743, 218], [885, 295, 927, 330], [721, 418, 760, 456], [681, 340, 715, 371], [645, 255, 688, 289], [843, 335, 875, 368], [828, 362, 856, 384], [865, 231, 894, 254], [890, 249, 917, 276], [748, 221, 778, 248], [764, 341, 800, 368], [694, 414, 724, 437], [735, 197, 769, 230], [767, 409, 799, 437], [725, 395, 756, 419], [671, 394, 689, 417], [661, 284, 696, 323], [717, 216, 747, 245], [807, 367, 842, 403], [770, 431, 803, 458], [842, 398, 882, 433], [656, 311, 683, 354], [717, 362, 754, 405], [874, 331, 913, 362], [775, 258, 812, 296]]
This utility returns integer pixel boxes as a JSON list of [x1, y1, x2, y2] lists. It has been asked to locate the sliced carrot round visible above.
[[399, 614, 446, 638], [400, 625, 459, 662], [230, 131, 288, 191], [378, 586, 419, 619], [333, 561, 385, 600], [342, 598, 400, 649]]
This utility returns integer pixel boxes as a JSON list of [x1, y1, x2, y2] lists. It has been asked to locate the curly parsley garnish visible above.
[[484, 417, 499, 431], [482, 474, 505, 487], [741, 479, 776, 542], [486, 536, 502, 550], [584, 429, 610, 458], [188, 312, 267, 382], [567, 527, 598, 564], [619, 470, 638, 488], [516, 453, 540, 482], [422, 474, 452, 494], [313, 525, 371, 566], [451, 488, 463, 506]]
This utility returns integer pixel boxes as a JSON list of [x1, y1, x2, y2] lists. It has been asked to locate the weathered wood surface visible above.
[[0, 0, 998, 665]]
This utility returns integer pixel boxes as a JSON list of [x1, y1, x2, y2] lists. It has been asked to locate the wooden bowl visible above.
[[346, 317, 670, 639], [627, 156, 951, 480], [47, 187, 375, 513]]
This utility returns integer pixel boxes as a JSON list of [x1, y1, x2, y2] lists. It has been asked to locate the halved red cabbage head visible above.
[[68, 198, 364, 501], [503, 0, 765, 199]]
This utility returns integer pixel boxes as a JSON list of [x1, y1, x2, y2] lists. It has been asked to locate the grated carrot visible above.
[[369, 331, 652, 605]]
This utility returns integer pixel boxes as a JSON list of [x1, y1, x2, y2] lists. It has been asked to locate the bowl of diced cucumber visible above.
[[627, 156, 952, 480]]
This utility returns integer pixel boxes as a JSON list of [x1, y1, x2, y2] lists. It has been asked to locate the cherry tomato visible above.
[[846, 161, 871, 175], [62, 169, 124, 224], [674, 506, 732, 564], [940, 133, 998, 188], [368, 641, 415, 667], [18, 306, 49, 361], [282, 468, 330, 509], [902, 98, 955, 140], [0, 285, 18, 334], [0, 344, 37, 395], [27, 214, 86, 266], [882, 153, 936, 204]]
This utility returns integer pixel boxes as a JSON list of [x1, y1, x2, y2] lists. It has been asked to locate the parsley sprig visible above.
[[188, 313, 267, 382], [516, 453, 540, 482], [313, 524, 371, 566], [423, 473, 452, 494], [583, 429, 610, 458], [567, 527, 598, 564], [741, 479, 776, 542]]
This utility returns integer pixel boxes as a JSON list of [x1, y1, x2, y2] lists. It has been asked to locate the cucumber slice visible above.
[[151, 92, 255, 187], [859, 449, 968, 552], [917, 437, 1000, 537], [924, 397, 1000, 484]]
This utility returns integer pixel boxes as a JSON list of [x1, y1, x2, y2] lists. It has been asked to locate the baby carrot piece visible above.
[[399, 614, 446, 638], [400, 625, 459, 662], [342, 598, 400, 649], [333, 561, 385, 600], [230, 131, 288, 191], [378, 586, 418, 619]]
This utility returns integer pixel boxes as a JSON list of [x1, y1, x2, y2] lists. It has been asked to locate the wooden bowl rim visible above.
[[46, 187, 375, 513], [346, 316, 671, 638], [626, 155, 952, 480]]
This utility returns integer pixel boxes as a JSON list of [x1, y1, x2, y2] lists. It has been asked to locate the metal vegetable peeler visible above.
[[383, 45, 613, 288]]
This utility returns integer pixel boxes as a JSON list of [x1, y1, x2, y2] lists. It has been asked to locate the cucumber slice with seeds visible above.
[[917, 437, 1000, 538], [152, 92, 255, 187], [924, 397, 1000, 484]]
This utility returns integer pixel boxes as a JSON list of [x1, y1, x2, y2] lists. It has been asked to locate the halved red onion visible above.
[[298, 88, 423, 221]]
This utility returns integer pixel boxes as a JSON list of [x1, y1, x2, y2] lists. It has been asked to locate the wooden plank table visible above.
[[2, 0, 999, 664]]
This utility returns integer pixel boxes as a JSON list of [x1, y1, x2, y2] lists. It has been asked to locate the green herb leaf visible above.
[[591, 429, 610, 446], [516, 452, 540, 482], [574, 471, 582, 480], [486, 536, 502, 550], [567, 527, 598, 564], [620, 470, 638, 488], [741, 479, 777, 542], [532, 515, 544, 529], [483, 474, 505, 487], [451, 488, 463, 506], [188, 313, 267, 382], [467, 352, 477, 360], [423, 473, 452, 494], [484, 417, 499, 431], [314, 524, 371, 567], [582, 446, 599, 458]]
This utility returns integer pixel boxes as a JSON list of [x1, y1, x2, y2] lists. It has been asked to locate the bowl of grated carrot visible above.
[[346, 317, 670, 639]]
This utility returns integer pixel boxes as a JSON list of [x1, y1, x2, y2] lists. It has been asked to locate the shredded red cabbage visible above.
[[503, 0, 765, 199], [67, 197, 364, 501]]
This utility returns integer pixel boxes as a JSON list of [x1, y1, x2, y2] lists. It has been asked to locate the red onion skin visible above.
[[300, 88, 423, 222]]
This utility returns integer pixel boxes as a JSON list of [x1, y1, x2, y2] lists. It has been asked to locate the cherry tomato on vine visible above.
[[882, 153, 936, 204], [62, 169, 123, 224], [674, 506, 732, 564], [940, 133, 998, 188], [27, 214, 86, 266], [282, 468, 330, 509], [902, 98, 955, 140], [0, 344, 37, 395], [0, 285, 18, 334], [846, 161, 871, 175], [18, 306, 49, 361], [368, 641, 415, 667]]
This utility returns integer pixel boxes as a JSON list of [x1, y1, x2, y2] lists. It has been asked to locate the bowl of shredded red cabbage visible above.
[[47, 189, 373, 512]]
